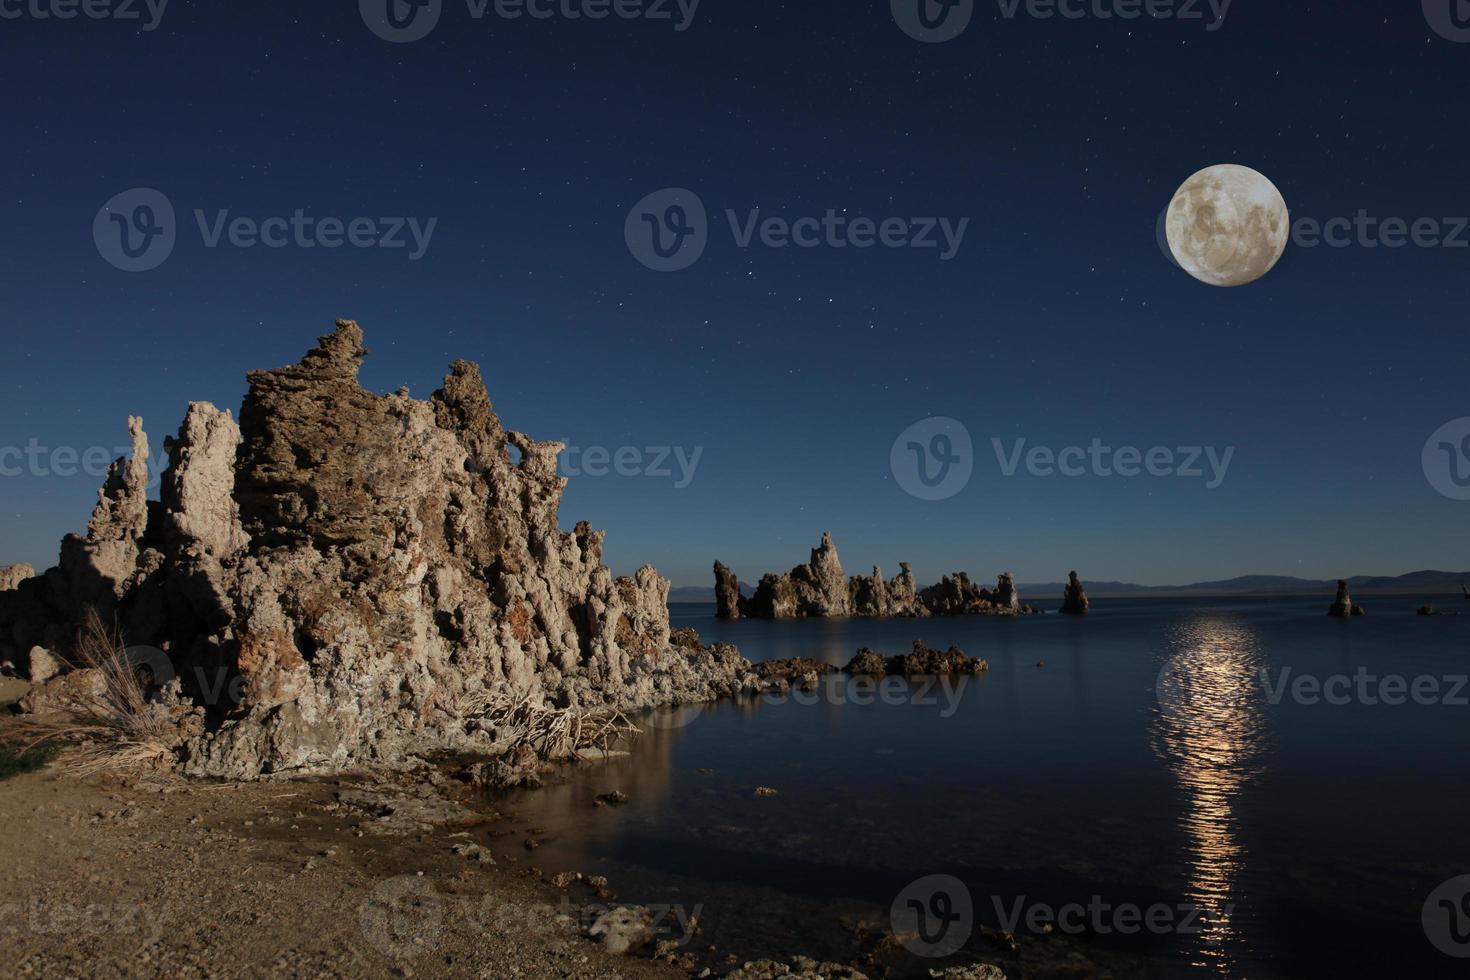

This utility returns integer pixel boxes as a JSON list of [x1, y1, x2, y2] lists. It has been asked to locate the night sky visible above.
[[3, 2, 1468, 588]]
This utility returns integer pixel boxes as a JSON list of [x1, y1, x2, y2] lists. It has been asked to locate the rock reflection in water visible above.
[[1152, 617, 1269, 975]]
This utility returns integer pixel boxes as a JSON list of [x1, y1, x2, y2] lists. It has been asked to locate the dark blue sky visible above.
[[2, 2, 1468, 587]]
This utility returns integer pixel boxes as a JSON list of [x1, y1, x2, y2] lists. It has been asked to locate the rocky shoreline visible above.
[[714, 534, 1042, 620]]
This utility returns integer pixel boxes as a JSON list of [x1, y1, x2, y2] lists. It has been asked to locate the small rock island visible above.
[[714, 532, 1041, 619]]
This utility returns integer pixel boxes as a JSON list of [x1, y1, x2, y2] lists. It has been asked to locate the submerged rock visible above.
[[1328, 580, 1364, 618], [1059, 570, 1089, 616], [2, 319, 752, 779], [843, 641, 987, 676]]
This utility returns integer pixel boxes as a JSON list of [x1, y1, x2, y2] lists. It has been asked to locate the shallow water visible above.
[[498, 595, 1470, 978]]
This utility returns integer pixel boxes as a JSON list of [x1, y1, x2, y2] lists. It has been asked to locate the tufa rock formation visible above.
[[1327, 580, 1364, 618], [0, 564, 34, 593], [744, 532, 853, 619], [1059, 571, 1089, 616], [713, 561, 744, 619], [717, 534, 1034, 619], [0, 320, 751, 778]]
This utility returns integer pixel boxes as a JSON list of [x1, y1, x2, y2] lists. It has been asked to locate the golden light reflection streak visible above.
[[1151, 618, 1269, 975]]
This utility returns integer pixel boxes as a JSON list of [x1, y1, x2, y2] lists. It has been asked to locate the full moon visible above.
[[1165, 164, 1290, 287]]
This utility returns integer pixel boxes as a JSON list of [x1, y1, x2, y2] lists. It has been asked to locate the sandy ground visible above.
[[0, 759, 697, 979]]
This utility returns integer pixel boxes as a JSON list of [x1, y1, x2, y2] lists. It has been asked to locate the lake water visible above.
[[496, 595, 1470, 978]]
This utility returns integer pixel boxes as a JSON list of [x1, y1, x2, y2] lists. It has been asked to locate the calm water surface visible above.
[[497, 595, 1470, 978]]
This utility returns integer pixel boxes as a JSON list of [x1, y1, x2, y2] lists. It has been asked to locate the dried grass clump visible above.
[[6, 610, 182, 776], [466, 688, 640, 762]]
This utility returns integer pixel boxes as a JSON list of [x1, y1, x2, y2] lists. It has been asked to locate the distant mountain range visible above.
[[668, 570, 1470, 603]]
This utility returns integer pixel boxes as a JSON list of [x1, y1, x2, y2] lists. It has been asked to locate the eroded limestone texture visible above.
[[2, 320, 749, 778]]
